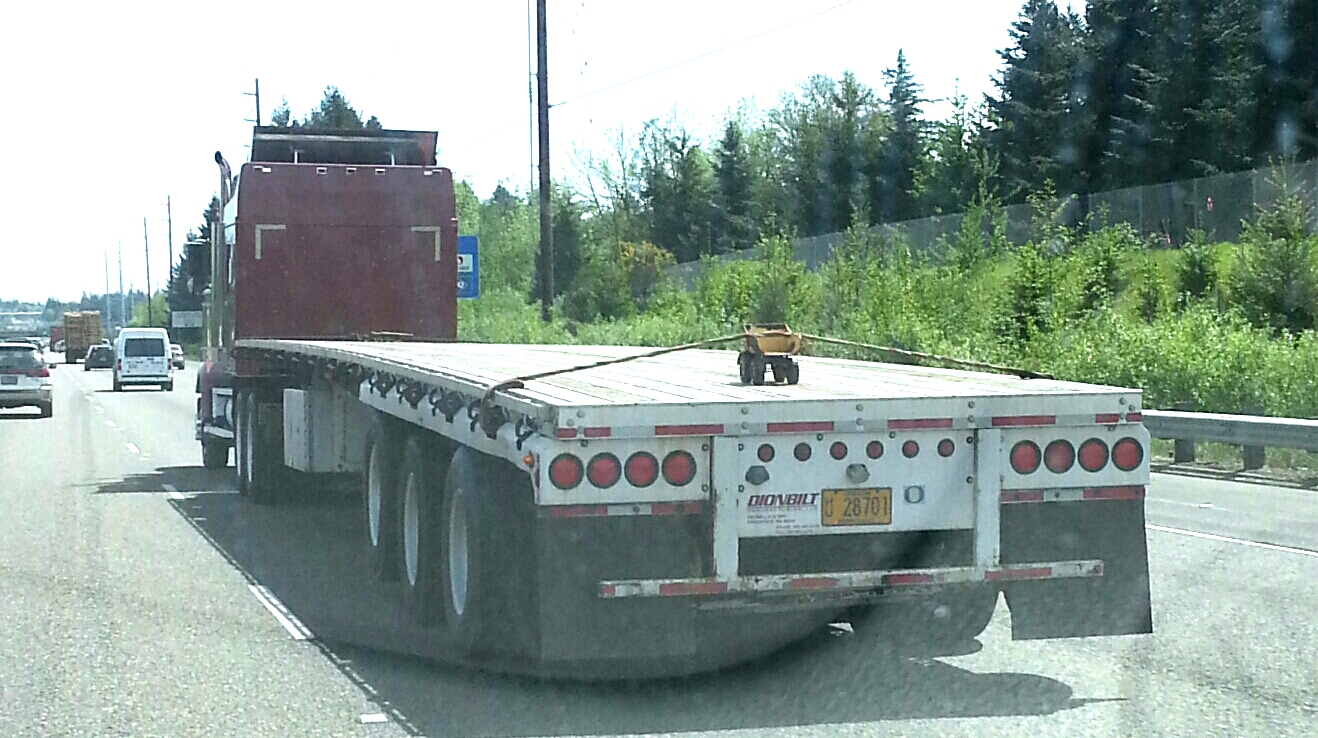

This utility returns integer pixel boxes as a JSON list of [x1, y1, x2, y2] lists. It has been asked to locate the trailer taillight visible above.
[[1044, 440, 1075, 473], [549, 454, 583, 490], [624, 452, 658, 487], [1078, 439, 1108, 472], [793, 443, 812, 462], [1112, 437, 1143, 471], [937, 438, 955, 457], [587, 453, 621, 488], [902, 440, 919, 458], [866, 441, 884, 459], [757, 444, 775, 462], [662, 451, 697, 486], [1010, 441, 1041, 474], [829, 441, 848, 460]]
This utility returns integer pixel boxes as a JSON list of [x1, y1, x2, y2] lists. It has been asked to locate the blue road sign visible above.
[[456, 235, 479, 299]]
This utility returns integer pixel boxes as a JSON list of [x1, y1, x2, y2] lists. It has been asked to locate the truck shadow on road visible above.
[[138, 466, 1099, 736], [93, 465, 235, 495]]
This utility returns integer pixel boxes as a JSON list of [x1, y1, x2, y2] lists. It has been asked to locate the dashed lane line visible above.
[[1148, 524, 1318, 559], [248, 584, 314, 640], [125, 442, 140, 455]]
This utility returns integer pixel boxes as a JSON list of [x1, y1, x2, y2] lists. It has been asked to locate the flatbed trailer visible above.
[[214, 339, 1153, 677]]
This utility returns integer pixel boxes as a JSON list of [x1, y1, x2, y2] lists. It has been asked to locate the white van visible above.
[[113, 328, 174, 392]]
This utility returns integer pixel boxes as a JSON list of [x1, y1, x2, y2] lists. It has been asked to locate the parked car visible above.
[[170, 343, 185, 369], [0, 342, 52, 417], [84, 344, 116, 370]]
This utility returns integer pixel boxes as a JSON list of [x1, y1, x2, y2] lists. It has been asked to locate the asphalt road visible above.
[[2, 359, 1316, 737]]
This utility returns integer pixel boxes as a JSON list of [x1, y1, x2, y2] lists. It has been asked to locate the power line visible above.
[[550, 0, 857, 108]]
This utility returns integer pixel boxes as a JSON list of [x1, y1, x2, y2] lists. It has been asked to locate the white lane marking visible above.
[[93, 405, 103, 412], [248, 584, 313, 640], [1148, 524, 1318, 559], [125, 443, 140, 454], [105, 420, 116, 428], [162, 483, 185, 501], [1147, 497, 1217, 510], [84, 394, 93, 401], [359, 714, 389, 724]]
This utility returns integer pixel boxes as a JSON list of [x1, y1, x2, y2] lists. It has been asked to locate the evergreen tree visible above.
[[712, 119, 756, 252], [879, 50, 927, 223]]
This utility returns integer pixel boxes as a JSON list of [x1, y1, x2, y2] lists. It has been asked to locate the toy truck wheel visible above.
[[400, 433, 447, 625], [362, 413, 404, 581], [202, 439, 228, 469], [786, 362, 800, 385], [751, 356, 766, 386], [738, 353, 754, 384], [771, 362, 785, 383]]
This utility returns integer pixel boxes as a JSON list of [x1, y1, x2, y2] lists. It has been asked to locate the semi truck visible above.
[[62, 311, 103, 364], [195, 126, 1153, 677]]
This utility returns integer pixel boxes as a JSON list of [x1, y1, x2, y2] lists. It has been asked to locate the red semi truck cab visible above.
[[196, 127, 458, 466]]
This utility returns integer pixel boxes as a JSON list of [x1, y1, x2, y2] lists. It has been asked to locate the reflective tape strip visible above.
[[554, 428, 578, 439], [583, 426, 612, 438], [991, 414, 1056, 427], [887, 417, 953, 431], [1125, 412, 1143, 422], [1095, 413, 1121, 424], [541, 501, 704, 519], [1000, 485, 1146, 504], [767, 421, 834, 433], [599, 559, 1103, 598], [655, 423, 723, 436]]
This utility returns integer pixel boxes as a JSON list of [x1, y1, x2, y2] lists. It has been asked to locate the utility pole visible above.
[[118, 240, 125, 332], [104, 251, 111, 331], [166, 195, 174, 292], [536, 0, 552, 322], [245, 78, 261, 126], [527, 0, 535, 194], [143, 217, 153, 327]]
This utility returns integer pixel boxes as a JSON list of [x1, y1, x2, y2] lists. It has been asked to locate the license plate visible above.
[[0, 376, 17, 385], [821, 488, 892, 526]]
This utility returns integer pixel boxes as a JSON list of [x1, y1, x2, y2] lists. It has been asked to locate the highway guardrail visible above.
[[1142, 409, 1318, 468]]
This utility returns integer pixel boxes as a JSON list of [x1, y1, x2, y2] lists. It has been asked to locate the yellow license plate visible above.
[[821, 488, 892, 526]]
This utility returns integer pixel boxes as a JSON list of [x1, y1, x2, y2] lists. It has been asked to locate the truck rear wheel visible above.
[[202, 439, 228, 469], [400, 434, 446, 625], [246, 391, 284, 505], [439, 446, 493, 653], [234, 392, 250, 494], [851, 587, 999, 651], [362, 413, 403, 581]]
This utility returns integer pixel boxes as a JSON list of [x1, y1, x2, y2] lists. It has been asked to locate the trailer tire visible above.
[[246, 391, 284, 505], [851, 587, 999, 651], [202, 439, 228, 469], [400, 434, 446, 625], [234, 392, 250, 495], [362, 413, 404, 582], [112, 376, 122, 392], [439, 446, 498, 654]]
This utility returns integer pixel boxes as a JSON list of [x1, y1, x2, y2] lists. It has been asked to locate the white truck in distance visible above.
[[216, 339, 1153, 677]]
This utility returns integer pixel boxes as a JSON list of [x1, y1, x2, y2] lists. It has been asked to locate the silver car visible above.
[[0, 342, 53, 417]]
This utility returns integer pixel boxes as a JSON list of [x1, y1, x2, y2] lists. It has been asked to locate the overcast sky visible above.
[[0, 1, 1081, 302]]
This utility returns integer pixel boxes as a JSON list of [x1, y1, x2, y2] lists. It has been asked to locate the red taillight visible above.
[[662, 451, 697, 486], [549, 454, 583, 490], [937, 438, 955, 457], [587, 453, 621, 488], [829, 441, 847, 460], [26, 368, 50, 378], [1010, 441, 1041, 474], [902, 440, 919, 458], [757, 444, 775, 462], [1078, 439, 1108, 472], [1112, 437, 1143, 471], [1044, 440, 1075, 473], [624, 452, 658, 487], [116, 359, 122, 372], [793, 443, 812, 461], [866, 440, 884, 459]]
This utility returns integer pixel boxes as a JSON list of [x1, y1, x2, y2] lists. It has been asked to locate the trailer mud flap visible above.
[[1000, 499, 1152, 639]]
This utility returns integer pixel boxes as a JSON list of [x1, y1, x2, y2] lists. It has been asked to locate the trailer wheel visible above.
[[202, 439, 228, 469], [234, 392, 250, 494], [362, 413, 403, 581], [400, 434, 445, 625], [246, 391, 284, 505], [439, 446, 498, 654], [851, 587, 999, 652]]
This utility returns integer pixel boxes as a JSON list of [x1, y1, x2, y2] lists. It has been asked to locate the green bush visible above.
[[1177, 229, 1218, 303], [1230, 192, 1317, 334]]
